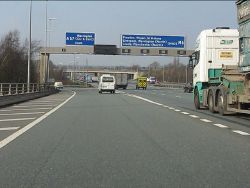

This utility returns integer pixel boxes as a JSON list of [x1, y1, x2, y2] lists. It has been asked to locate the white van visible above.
[[98, 74, 116, 94], [54, 82, 63, 90]]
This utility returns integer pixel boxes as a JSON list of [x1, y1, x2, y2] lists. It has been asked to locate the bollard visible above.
[[32, 84, 34, 93]]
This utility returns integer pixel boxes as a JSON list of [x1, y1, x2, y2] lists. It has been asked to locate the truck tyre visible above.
[[218, 90, 227, 115], [208, 91, 216, 113], [194, 89, 200, 109]]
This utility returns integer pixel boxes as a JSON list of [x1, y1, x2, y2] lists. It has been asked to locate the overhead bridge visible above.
[[63, 70, 138, 81]]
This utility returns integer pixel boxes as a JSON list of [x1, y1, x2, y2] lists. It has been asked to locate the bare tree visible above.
[[0, 30, 41, 83]]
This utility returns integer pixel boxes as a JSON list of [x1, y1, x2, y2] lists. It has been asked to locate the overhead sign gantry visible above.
[[39, 32, 194, 84]]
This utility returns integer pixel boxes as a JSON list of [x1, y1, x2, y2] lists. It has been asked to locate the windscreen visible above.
[[102, 77, 114, 82]]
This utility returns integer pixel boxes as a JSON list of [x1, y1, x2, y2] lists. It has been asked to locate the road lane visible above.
[[0, 88, 250, 187], [125, 84, 250, 133]]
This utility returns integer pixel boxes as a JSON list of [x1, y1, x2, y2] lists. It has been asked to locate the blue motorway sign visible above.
[[121, 34, 185, 48], [66, 32, 95, 46]]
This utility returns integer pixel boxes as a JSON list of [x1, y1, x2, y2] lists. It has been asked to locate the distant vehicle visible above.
[[54, 82, 63, 90], [149, 76, 156, 84], [113, 73, 128, 89], [98, 74, 116, 94], [183, 82, 193, 93], [91, 76, 99, 82], [136, 77, 147, 90]]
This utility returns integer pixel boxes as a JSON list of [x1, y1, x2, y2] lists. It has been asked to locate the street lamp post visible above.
[[47, 17, 56, 83], [73, 54, 76, 83], [27, 0, 32, 93], [185, 64, 188, 84], [48, 17, 56, 47], [162, 65, 165, 82], [86, 57, 88, 87]]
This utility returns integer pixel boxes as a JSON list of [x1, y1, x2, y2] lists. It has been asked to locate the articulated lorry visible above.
[[189, 0, 250, 115]]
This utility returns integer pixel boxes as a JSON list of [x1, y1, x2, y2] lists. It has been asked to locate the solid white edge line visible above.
[[0, 127, 20, 131], [232, 130, 250, 136], [0, 91, 76, 149], [213, 124, 228, 128]]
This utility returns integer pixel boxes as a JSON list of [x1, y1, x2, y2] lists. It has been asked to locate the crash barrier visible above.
[[0, 83, 58, 107], [154, 82, 186, 89]]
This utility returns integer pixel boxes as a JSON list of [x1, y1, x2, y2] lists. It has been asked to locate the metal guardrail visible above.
[[0, 83, 42, 96], [0, 83, 58, 107], [154, 82, 186, 89]]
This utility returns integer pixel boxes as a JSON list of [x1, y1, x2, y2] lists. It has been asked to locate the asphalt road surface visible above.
[[0, 85, 249, 188]]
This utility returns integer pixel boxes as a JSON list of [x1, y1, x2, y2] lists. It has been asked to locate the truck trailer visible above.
[[189, 0, 250, 115], [112, 73, 128, 89]]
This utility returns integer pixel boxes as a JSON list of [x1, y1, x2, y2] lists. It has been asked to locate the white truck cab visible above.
[[98, 74, 116, 94], [192, 28, 239, 86]]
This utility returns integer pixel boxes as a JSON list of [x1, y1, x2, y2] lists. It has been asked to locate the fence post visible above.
[[0, 84, 3, 96], [15, 84, 18, 94], [22, 84, 25, 94], [36, 84, 39, 92], [8, 84, 11, 95]]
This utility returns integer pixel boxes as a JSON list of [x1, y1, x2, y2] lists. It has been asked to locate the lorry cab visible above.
[[189, 28, 239, 109], [98, 74, 116, 94], [191, 28, 239, 86]]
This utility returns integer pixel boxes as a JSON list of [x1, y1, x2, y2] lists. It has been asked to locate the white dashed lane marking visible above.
[[200, 119, 212, 123], [232, 130, 250, 136], [213, 124, 228, 128], [189, 115, 199, 118], [125, 93, 250, 137], [0, 127, 20, 131]]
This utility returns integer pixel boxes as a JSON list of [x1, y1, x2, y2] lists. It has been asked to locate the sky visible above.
[[0, 1, 238, 67]]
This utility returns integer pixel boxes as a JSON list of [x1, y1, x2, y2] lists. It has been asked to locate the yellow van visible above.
[[136, 77, 147, 90]]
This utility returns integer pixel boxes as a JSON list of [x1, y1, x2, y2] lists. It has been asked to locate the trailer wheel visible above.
[[194, 89, 200, 109], [208, 91, 216, 113], [218, 90, 227, 116]]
